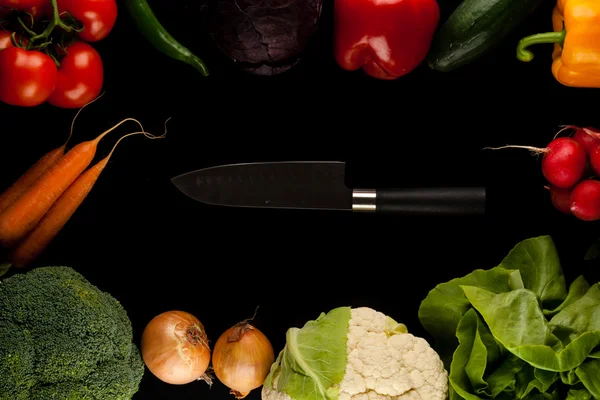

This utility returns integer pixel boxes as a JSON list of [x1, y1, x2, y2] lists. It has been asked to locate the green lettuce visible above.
[[418, 235, 600, 399]]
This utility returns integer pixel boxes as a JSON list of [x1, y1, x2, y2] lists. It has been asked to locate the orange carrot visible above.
[[0, 117, 143, 248], [0, 146, 66, 214], [8, 126, 165, 268], [0, 94, 102, 214]]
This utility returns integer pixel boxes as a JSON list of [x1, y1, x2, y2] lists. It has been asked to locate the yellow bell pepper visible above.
[[516, 0, 600, 88]]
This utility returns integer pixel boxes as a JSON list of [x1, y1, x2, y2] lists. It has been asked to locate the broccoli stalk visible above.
[[0, 266, 145, 399]]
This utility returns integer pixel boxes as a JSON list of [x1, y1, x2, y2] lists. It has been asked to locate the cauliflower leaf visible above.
[[264, 307, 351, 400]]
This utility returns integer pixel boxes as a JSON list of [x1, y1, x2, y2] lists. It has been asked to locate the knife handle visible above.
[[353, 187, 486, 216]]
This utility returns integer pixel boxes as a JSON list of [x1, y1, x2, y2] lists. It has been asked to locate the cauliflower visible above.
[[262, 307, 448, 400]]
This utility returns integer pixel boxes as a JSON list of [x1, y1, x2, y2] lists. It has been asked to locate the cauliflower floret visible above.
[[340, 308, 448, 400], [263, 385, 293, 400], [261, 307, 448, 400]]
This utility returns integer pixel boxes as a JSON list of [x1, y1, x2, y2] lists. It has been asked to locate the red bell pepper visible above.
[[334, 0, 440, 80]]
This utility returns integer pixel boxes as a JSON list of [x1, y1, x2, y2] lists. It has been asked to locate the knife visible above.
[[170, 161, 486, 215]]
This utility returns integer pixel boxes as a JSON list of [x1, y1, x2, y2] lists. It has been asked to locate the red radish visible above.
[[573, 127, 600, 154], [542, 138, 588, 188], [486, 137, 587, 189], [583, 127, 600, 139], [590, 145, 600, 177], [570, 179, 600, 221], [547, 185, 572, 214]]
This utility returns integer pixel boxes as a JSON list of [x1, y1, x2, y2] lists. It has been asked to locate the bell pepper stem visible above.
[[517, 30, 567, 62]]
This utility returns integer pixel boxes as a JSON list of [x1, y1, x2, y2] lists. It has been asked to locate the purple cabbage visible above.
[[203, 0, 324, 75]]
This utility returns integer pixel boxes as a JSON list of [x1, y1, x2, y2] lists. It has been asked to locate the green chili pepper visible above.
[[124, 0, 209, 76]]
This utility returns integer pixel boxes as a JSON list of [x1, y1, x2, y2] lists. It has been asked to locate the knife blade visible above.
[[171, 161, 486, 215]]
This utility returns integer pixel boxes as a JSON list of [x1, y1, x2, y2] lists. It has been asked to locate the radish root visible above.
[[554, 125, 579, 139], [483, 145, 550, 156], [583, 128, 600, 140]]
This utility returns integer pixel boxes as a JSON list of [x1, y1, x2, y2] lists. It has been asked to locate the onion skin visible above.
[[141, 310, 212, 385], [213, 320, 275, 399]]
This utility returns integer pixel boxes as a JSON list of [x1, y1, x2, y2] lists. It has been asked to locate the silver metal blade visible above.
[[171, 161, 353, 211]]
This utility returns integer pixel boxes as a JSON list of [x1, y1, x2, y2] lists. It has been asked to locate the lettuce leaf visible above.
[[263, 307, 350, 400], [575, 358, 600, 397], [418, 267, 523, 368], [566, 387, 593, 400], [419, 235, 600, 399], [419, 235, 567, 369], [449, 308, 510, 399], [544, 276, 590, 319], [496, 236, 566, 311], [460, 286, 600, 372], [549, 284, 600, 338]]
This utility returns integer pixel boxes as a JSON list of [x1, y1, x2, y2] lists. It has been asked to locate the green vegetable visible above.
[[426, 0, 543, 72], [0, 262, 10, 277], [264, 307, 350, 400], [0, 266, 144, 400], [419, 235, 600, 399], [263, 306, 449, 400], [124, 0, 209, 76]]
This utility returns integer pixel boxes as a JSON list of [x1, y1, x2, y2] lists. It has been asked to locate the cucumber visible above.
[[427, 0, 543, 72]]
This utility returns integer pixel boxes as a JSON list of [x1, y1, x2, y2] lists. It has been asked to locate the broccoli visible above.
[[0, 266, 145, 400]]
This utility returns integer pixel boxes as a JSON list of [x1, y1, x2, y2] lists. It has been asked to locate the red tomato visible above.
[[57, 0, 117, 42], [0, 31, 15, 50], [47, 41, 103, 109], [0, 47, 58, 107], [0, 31, 29, 50], [0, 0, 48, 19]]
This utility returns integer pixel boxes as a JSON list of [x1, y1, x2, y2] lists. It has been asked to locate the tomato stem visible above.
[[9, 32, 19, 48], [26, 0, 75, 49], [21, 11, 35, 28], [17, 17, 37, 37], [50, 57, 60, 68]]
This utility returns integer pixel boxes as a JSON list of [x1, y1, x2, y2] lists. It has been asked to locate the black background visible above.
[[2, 0, 600, 399]]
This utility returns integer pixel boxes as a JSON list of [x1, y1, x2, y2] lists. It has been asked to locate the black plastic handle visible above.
[[375, 187, 486, 216]]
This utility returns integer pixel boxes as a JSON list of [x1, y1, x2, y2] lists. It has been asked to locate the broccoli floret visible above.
[[0, 266, 145, 400]]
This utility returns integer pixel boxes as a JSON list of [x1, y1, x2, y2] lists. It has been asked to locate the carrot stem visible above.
[[0, 118, 146, 248], [8, 127, 165, 268]]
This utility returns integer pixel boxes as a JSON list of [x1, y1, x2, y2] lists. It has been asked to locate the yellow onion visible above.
[[212, 319, 275, 398], [141, 310, 212, 385]]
